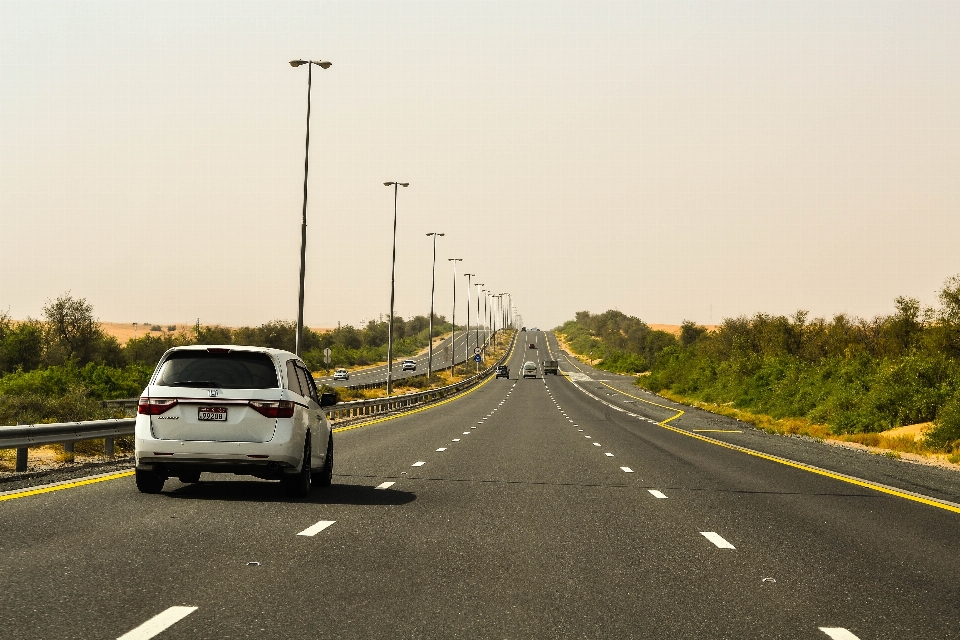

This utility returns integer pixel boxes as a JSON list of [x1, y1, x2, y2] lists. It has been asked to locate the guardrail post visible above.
[[104, 437, 115, 457], [63, 441, 74, 462], [15, 447, 28, 472]]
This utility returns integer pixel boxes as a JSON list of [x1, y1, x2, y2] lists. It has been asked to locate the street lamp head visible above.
[[290, 60, 332, 68], [448, 258, 462, 262], [427, 232, 446, 237], [384, 181, 410, 187]]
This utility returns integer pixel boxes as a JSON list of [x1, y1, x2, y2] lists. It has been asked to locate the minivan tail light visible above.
[[138, 398, 178, 415], [249, 400, 295, 419]]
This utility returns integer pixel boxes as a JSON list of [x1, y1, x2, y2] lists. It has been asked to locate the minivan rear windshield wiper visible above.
[[165, 380, 220, 388]]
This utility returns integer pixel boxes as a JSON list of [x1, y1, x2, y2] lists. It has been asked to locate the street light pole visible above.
[[464, 273, 475, 365], [289, 59, 332, 358], [426, 232, 444, 378], [383, 181, 409, 396], [448, 258, 462, 374], [474, 283, 484, 348]]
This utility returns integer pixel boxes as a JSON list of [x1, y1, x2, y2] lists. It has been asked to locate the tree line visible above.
[[557, 275, 960, 453], [0, 293, 452, 425]]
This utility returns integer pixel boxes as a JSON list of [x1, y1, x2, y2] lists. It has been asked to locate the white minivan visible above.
[[134, 345, 335, 497]]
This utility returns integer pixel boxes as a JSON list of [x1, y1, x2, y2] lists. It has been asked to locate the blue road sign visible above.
[[473, 354, 482, 362]]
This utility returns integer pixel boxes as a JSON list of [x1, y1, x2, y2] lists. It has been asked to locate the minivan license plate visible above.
[[198, 407, 227, 421]]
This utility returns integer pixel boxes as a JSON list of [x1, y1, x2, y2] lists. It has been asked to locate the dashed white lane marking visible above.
[[700, 532, 736, 549], [412, 461, 426, 467], [592, 443, 601, 447], [376, 482, 395, 490], [584, 435, 592, 439], [436, 448, 447, 452], [297, 520, 337, 537], [605, 452, 614, 457], [463, 432, 471, 435], [452, 438, 460, 441], [819, 629, 861, 640], [620, 466, 634, 473], [578, 429, 583, 432], [568, 419, 574, 423], [117, 606, 198, 640], [648, 489, 667, 499]]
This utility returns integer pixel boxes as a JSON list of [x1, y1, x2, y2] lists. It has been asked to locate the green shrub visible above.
[[927, 389, 960, 451]]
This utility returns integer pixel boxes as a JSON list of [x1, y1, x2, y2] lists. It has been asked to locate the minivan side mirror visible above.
[[319, 391, 338, 407]]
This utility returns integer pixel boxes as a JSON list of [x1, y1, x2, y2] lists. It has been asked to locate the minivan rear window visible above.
[[155, 351, 279, 389]]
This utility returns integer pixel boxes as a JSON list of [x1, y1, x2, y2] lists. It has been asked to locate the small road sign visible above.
[[474, 347, 482, 355], [323, 348, 332, 364], [473, 354, 482, 363]]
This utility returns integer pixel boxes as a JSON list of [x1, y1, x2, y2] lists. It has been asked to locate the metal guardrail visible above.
[[0, 332, 517, 474]]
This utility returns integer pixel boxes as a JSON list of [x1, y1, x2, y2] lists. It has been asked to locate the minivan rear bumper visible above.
[[136, 415, 303, 477]]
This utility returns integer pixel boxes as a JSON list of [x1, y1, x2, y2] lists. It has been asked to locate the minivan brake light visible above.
[[138, 398, 178, 415], [249, 400, 295, 419]]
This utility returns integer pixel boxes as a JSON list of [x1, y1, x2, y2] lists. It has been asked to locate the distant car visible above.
[[495, 365, 509, 379], [522, 361, 538, 378], [401, 359, 417, 371], [333, 368, 349, 381], [134, 345, 335, 497], [528, 343, 536, 349], [521, 327, 527, 331], [531, 327, 539, 332]]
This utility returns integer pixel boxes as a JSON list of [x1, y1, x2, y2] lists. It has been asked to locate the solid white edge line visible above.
[[116, 606, 198, 640], [375, 482, 395, 490], [819, 628, 861, 640], [648, 489, 667, 499], [297, 520, 336, 537], [700, 531, 736, 549], [412, 461, 426, 467]]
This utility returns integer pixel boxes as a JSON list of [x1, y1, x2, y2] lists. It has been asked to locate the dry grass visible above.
[[653, 390, 960, 470]]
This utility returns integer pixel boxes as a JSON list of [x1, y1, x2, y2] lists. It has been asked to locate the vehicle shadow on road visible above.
[[160, 477, 416, 505]]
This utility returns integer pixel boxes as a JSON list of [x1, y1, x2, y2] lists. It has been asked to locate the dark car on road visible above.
[[528, 343, 536, 349], [495, 365, 509, 379]]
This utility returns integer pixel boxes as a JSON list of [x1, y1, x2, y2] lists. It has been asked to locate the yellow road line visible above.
[[557, 345, 960, 515], [333, 335, 517, 434], [0, 470, 135, 503], [1, 337, 517, 503], [693, 429, 743, 433]]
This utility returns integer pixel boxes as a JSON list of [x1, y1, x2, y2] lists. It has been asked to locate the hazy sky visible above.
[[2, 1, 959, 330]]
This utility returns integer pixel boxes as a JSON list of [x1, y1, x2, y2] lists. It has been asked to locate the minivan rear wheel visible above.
[[136, 468, 165, 494], [281, 439, 311, 498], [313, 435, 333, 488]]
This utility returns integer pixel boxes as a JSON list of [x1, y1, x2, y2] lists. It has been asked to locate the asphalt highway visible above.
[[1, 329, 958, 639], [315, 329, 491, 388]]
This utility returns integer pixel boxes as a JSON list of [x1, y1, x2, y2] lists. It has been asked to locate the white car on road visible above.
[[401, 359, 417, 371], [333, 368, 349, 381], [134, 345, 335, 497]]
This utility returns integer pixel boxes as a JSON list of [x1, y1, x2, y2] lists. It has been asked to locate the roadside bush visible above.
[[927, 389, 960, 452]]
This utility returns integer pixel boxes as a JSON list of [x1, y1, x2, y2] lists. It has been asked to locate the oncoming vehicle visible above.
[[333, 368, 349, 381], [495, 365, 510, 379], [522, 361, 538, 378], [401, 359, 417, 372], [134, 345, 336, 497]]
